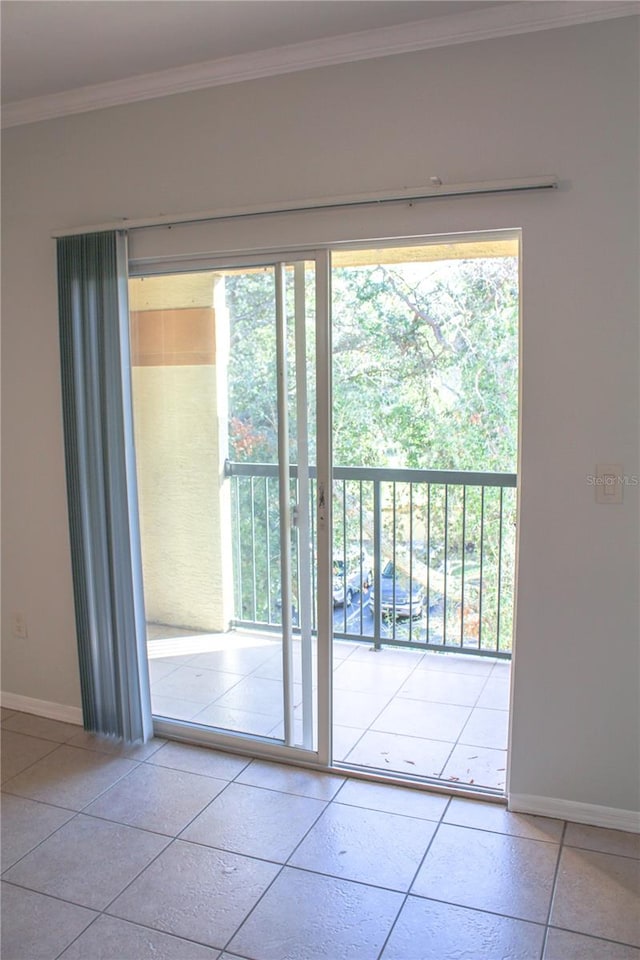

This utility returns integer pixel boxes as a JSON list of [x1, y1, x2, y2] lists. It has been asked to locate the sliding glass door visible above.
[[127, 232, 517, 795], [328, 237, 518, 793], [128, 256, 321, 755]]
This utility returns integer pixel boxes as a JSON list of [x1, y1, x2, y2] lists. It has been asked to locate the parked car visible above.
[[369, 561, 425, 619], [332, 553, 372, 607]]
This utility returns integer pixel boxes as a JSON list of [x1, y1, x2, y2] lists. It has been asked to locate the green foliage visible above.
[[225, 254, 518, 651], [226, 256, 518, 473], [226, 268, 279, 463], [226, 265, 317, 465], [331, 257, 518, 471]]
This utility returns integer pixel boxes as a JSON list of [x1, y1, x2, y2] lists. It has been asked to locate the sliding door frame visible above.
[[130, 228, 518, 802], [130, 248, 332, 767]]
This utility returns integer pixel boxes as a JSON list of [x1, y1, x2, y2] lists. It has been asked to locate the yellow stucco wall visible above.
[[130, 274, 232, 632]]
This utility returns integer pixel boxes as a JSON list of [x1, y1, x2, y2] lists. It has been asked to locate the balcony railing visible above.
[[225, 461, 517, 659]]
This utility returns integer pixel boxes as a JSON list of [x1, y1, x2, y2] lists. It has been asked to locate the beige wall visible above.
[[1, 18, 638, 817], [131, 365, 229, 632], [130, 274, 232, 632]]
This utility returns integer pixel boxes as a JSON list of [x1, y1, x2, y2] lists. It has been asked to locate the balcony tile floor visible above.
[[2, 709, 639, 960], [146, 627, 510, 791]]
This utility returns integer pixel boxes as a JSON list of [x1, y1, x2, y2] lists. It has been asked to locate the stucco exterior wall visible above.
[[130, 274, 232, 632]]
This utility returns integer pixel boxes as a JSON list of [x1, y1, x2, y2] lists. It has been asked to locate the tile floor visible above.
[[2, 707, 639, 960], [147, 627, 511, 791]]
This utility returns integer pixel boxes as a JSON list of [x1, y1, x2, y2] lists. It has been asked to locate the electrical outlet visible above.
[[11, 611, 28, 640]]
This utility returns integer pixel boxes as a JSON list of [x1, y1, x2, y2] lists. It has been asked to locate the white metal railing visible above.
[[225, 460, 516, 659]]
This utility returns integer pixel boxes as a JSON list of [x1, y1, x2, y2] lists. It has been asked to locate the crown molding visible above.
[[2, 0, 638, 129]]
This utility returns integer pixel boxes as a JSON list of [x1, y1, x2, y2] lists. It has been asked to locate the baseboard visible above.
[[2, 694, 637, 831], [0, 691, 83, 726], [509, 793, 640, 834]]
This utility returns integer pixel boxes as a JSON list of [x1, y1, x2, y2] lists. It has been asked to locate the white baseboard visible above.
[[0, 692, 83, 726], [2, 694, 637, 832], [509, 793, 640, 834]]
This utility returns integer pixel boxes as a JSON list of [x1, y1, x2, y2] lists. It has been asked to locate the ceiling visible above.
[[1, 0, 636, 126], [0, 1, 504, 104]]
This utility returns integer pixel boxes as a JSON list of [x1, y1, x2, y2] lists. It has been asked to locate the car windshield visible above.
[[380, 562, 421, 590]]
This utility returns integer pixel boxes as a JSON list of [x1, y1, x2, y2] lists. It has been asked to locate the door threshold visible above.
[[153, 717, 506, 805], [332, 760, 506, 804]]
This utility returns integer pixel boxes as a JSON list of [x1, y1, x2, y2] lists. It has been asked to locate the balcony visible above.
[[147, 462, 515, 793], [227, 460, 516, 659], [148, 624, 510, 791]]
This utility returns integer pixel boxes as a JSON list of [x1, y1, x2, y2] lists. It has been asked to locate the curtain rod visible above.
[[52, 176, 558, 238]]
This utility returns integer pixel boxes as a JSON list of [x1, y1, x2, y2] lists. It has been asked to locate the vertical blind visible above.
[[57, 231, 152, 742]]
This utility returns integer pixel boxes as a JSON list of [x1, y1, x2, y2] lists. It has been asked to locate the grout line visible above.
[[337, 651, 508, 791], [328, 775, 350, 804], [0, 724, 81, 746], [433, 819, 563, 845], [64, 807, 188, 841], [0, 786, 79, 816], [3, 816, 174, 914], [331, 799, 447, 826], [218, 777, 334, 954], [135, 763, 238, 789], [2, 745, 144, 810], [231, 774, 345, 804], [1, 807, 81, 878], [147, 634, 510, 793], [377, 894, 550, 960], [53, 888, 234, 959], [142, 749, 252, 780], [392, 889, 551, 928], [559, 841, 640, 862], [53, 909, 102, 960], [232, 757, 258, 780], [0, 780, 80, 813], [254, 858, 413, 895], [5, 713, 637, 960], [97, 835, 179, 918], [173, 833, 302, 871], [431, 738, 458, 782], [172, 774, 239, 839], [0, 751, 150, 823], [374, 796, 453, 959], [0, 740, 64, 786], [1, 876, 103, 913], [543, 923, 640, 952], [540, 818, 568, 959], [334, 725, 369, 764]]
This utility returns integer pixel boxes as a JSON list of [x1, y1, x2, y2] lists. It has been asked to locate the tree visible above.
[[224, 254, 519, 649], [331, 256, 518, 471]]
